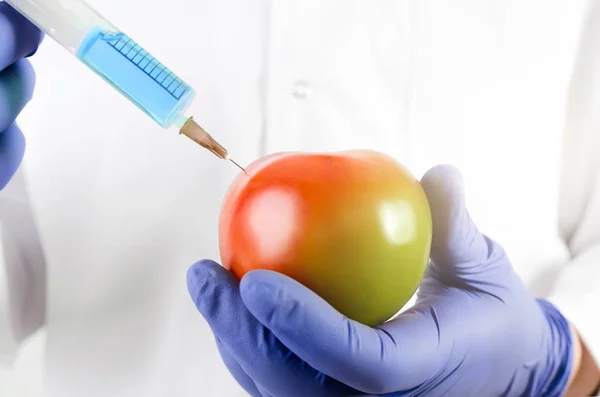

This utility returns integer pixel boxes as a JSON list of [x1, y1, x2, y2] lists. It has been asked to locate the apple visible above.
[[218, 150, 432, 326]]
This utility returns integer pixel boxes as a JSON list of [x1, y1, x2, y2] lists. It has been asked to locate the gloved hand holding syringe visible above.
[[5, 0, 245, 171]]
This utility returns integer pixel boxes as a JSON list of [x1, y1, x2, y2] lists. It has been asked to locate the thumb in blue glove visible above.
[[1, 3, 43, 189], [187, 164, 575, 397]]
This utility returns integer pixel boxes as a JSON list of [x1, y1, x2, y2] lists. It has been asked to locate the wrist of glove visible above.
[[534, 299, 575, 397], [187, 164, 576, 397]]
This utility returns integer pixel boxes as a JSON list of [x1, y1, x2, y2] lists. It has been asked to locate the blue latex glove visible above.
[[0, 3, 43, 189], [187, 165, 575, 397]]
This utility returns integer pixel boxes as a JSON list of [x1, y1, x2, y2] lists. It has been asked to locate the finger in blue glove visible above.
[[187, 260, 358, 397], [0, 2, 43, 189]]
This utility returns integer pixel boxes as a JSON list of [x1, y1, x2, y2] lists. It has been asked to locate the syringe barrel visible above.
[[7, 0, 197, 129], [5, 0, 113, 54]]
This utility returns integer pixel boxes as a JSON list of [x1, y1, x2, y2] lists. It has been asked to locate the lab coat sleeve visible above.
[[0, 167, 46, 367], [550, 0, 600, 388]]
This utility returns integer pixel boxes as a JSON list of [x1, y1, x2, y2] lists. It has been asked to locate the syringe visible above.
[[6, 0, 244, 171]]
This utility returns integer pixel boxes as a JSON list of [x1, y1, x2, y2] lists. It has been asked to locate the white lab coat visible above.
[[1, 1, 600, 396]]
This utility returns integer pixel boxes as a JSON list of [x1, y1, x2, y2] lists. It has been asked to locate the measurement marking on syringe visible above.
[[130, 48, 143, 59], [104, 33, 191, 100], [167, 79, 181, 91]]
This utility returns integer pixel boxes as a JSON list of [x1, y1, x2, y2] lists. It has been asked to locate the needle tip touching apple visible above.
[[218, 150, 432, 326]]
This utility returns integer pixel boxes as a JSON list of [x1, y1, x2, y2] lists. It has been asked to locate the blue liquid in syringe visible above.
[[77, 28, 196, 127]]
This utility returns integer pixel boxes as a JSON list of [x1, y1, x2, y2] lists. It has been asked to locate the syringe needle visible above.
[[179, 117, 229, 159], [229, 158, 247, 174], [179, 117, 248, 174]]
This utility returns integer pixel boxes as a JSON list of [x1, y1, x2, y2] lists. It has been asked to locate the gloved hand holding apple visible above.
[[187, 151, 575, 397]]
